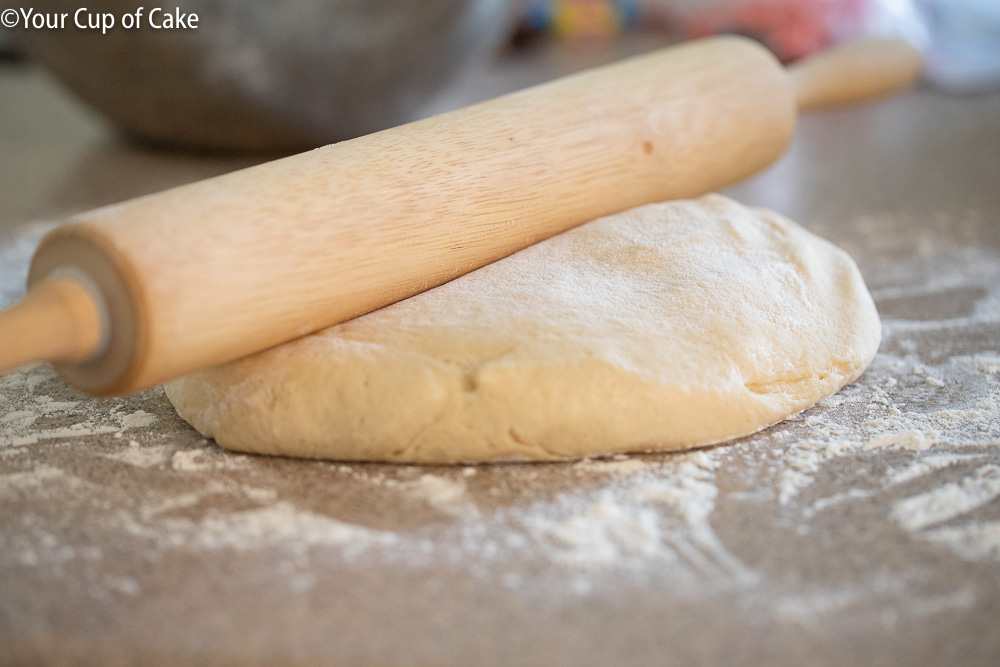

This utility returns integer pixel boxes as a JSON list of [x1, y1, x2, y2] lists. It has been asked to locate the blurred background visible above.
[[1, 0, 998, 153], [0, 0, 998, 235]]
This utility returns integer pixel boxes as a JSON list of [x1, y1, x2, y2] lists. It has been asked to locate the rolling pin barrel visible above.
[[1, 36, 922, 395], [21, 36, 798, 395]]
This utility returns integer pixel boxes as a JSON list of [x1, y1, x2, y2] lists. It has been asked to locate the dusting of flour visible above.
[[1, 211, 998, 629]]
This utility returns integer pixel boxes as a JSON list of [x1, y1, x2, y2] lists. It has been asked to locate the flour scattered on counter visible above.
[[170, 446, 251, 472], [921, 521, 1000, 562], [975, 354, 1000, 375], [511, 451, 758, 590], [0, 363, 172, 451], [1, 422, 120, 449], [541, 493, 666, 566], [116, 410, 158, 429], [887, 453, 990, 486], [122, 501, 398, 556], [1, 411, 38, 429], [771, 349, 1000, 508], [769, 580, 975, 628], [891, 465, 1000, 532], [193, 503, 399, 553], [864, 430, 938, 452], [103, 575, 141, 597], [171, 448, 211, 472], [0, 463, 98, 515], [102, 443, 172, 469], [0, 463, 70, 494], [408, 474, 471, 513], [574, 457, 654, 475]]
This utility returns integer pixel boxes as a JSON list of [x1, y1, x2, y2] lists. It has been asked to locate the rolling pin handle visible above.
[[789, 37, 924, 112], [0, 278, 104, 375]]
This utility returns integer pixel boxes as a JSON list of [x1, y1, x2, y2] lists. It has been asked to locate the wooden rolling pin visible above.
[[0, 36, 921, 396]]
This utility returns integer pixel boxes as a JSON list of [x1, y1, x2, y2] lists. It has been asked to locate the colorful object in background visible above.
[[919, 0, 1000, 92], [513, 0, 999, 92], [682, 0, 847, 63], [521, 0, 640, 42], [678, 0, 938, 65]]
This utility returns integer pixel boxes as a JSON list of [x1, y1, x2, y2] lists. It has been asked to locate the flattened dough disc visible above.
[[166, 195, 881, 463]]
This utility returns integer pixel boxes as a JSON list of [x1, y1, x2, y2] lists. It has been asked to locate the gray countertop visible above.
[[1, 42, 999, 666]]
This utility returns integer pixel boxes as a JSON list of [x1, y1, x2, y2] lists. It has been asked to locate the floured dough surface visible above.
[[166, 195, 881, 463]]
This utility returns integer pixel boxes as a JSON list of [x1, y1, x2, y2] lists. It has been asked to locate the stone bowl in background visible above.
[[13, 0, 513, 151]]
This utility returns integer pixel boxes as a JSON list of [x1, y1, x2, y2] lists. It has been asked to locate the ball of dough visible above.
[[166, 195, 880, 463]]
